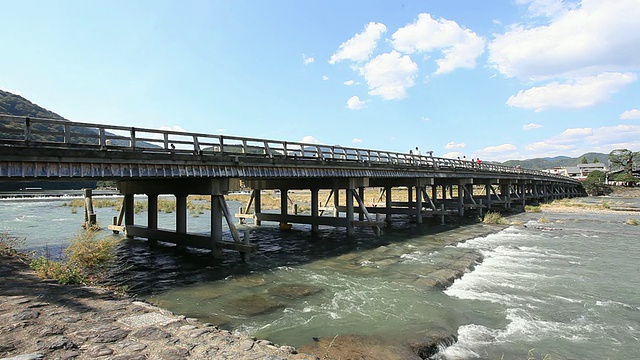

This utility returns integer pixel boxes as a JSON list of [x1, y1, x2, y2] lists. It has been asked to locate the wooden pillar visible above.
[[147, 194, 158, 230], [124, 194, 135, 238], [407, 186, 413, 208], [485, 182, 492, 211], [280, 189, 288, 216], [254, 189, 262, 226], [385, 186, 392, 224], [458, 185, 464, 216], [147, 194, 158, 246], [358, 187, 365, 221], [311, 188, 319, 233], [346, 188, 354, 236], [416, 186, 423, 224], [211, 195, 223, 258], [176, 194, 187, 234], [431, 185, 437, 206], [333, 188, 340, 217], [442, 185, 447, 200]]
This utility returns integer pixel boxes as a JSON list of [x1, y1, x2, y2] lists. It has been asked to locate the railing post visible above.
[[219, 135, 224, 153], [99, 128, 105, 146], [64, 124, 71, 144], [24, 117, 31, 142], [130, 127, 136, 149]]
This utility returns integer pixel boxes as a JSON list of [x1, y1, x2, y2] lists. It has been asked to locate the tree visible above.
[[581, 156, 588, 164], [593, 157, 600, 163], [609, 149, 638, 175], [582, 170, 612, 196]]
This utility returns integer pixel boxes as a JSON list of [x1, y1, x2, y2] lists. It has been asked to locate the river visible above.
[[1, 194, 639, 359]]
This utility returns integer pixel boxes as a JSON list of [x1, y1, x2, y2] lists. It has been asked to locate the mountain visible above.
[[501, 152, 608, 170], [0, 89, 98, 191]]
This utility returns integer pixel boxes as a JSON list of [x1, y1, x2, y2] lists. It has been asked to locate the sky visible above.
[[1, 0, 640, 162]]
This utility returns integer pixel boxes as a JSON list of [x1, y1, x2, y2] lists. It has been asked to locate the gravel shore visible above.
[[0, 255, 319, 360]]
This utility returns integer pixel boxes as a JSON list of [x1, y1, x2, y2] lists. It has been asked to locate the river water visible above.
[[1, 195, 639, 359]]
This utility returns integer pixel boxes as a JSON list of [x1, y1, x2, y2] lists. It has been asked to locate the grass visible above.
[[0, 232, 28, 260], [29, 229, 118, 285], [626, 218, 639, 226], [483, 212, 507, 225], [525, 205, 542, 213], [538, 215, 550, 223]]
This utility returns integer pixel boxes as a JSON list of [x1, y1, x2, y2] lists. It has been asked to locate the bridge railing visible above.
[[0, 115, 577, 182]]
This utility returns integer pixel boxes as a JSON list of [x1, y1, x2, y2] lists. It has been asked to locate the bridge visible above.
[[0, 115, 585, 260]]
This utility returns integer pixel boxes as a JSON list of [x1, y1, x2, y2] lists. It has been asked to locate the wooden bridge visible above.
[[0, 115, 586, 260]]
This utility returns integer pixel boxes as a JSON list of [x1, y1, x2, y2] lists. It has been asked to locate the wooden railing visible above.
[[0, 115, 578, 183]]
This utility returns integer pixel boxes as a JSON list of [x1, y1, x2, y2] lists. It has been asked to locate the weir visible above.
[[0, 115, 587, 261]]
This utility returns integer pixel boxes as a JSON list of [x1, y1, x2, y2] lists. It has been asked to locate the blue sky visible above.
[[2, 0, 639, 161]]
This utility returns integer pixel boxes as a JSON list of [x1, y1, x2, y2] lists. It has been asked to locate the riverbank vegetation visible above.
[[29, 229, 118, 285]]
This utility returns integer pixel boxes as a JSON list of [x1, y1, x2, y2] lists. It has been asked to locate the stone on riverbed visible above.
[[298, 334, 422, 360], [223, 294, 284, 316], [267, 283, 323, 300]]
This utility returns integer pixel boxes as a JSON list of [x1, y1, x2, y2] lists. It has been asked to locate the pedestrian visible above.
[[415, 147, 421, 156]]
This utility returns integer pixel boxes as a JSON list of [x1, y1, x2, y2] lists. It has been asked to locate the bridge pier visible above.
[[117, 178, 256, 261]]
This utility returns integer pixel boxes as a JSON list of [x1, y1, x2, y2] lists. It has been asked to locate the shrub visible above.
[[0, 232, 26, 258], [626, 218, 639, 226], [29, 230, 117, 285], [538, 215, 550, 223]]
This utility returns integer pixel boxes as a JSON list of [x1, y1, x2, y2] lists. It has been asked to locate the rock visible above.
[[131, 326, 171, 340], [237, 338, 255, 351], [298, 334, 421, 360], [224, 294, 284, 316], [13, 309, 40, 321], [94, 328, 130, 343], [88, 344, 114, 356], [0, 354, 43, 360], [187, 328, 211, 338], [267, 284, 323, 300], [407, 331, 458, 359], [156, 347, 190, 359]]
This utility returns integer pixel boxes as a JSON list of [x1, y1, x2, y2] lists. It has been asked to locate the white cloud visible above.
[[301, 135, 320, 144], [489, 0, 640, 80], [523, 124, 640, 158], [359, 51, 419, 100], [516, 0, 573, 18], [159, 125, 187, 132], [391, 13, 485, 75], [322, 75, 329, 81], [352, 138, 363, 143], [506, 72, 637, 111], [474, 144, 520, 162], [445, 141, 466, 149], [302, 54, 315, 65], [216, 128, 226, 133], [480, 143, 517, 153], [346, 95, 365, 110], [344, 80, 355, 86], [443, 151, 465, 159], [620, 109, 640, 120], [329, 22, 387, 64], [523, 123, 543, 130]]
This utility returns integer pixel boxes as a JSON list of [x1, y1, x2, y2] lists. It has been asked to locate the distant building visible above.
[[543, 163, 608, 180]]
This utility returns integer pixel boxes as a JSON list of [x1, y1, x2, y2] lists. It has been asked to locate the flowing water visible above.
[[2, 194, 640, 359]]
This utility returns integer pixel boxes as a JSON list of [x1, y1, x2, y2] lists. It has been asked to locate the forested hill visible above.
[[501, 152, 608, 170], [0, 89, 97, 191], [0, 89, 66, 120]]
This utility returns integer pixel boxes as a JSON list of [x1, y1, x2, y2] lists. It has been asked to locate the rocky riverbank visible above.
[[0, 254, 318, 360]]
